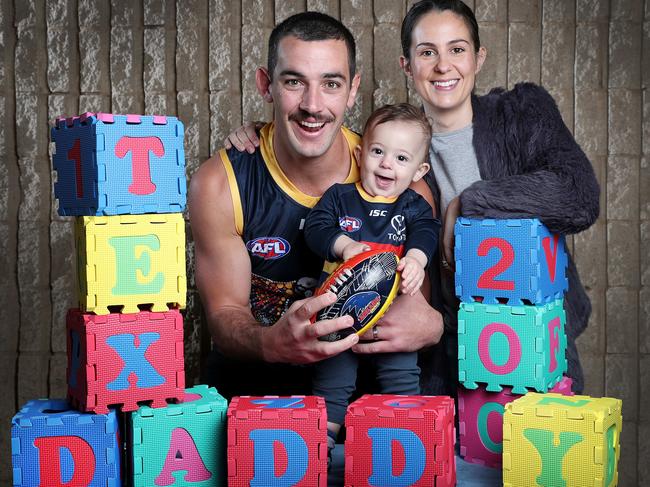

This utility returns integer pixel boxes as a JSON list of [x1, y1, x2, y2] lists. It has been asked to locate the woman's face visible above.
[[401, 9, 486, 130]]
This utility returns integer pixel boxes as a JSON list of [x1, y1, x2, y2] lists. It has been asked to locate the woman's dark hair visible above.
[[268, 11, 356, 82], [401, 0, 481, 60]]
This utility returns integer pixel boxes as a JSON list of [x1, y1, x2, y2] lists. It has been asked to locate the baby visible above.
[[303, 103, 440, 459]]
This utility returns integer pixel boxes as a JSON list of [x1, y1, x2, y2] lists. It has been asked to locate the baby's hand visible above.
[[342, 241, 371, 261], [397, 255, 425, 296]]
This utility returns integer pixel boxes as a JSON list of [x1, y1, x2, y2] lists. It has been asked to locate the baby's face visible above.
[[356, 120, 429, 198]]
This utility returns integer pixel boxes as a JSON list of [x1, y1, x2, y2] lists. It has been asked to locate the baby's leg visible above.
[[373, 351, 421, 395]]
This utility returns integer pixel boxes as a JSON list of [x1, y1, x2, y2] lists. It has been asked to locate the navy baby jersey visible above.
[[304, 182, 440, 274], [219, 122, 360, 325]]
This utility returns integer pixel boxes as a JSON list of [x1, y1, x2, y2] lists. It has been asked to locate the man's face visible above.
[[266, 36, 359, 160]]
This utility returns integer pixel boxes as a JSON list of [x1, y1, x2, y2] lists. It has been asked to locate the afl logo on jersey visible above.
[[246, 237, 290, 260], [339, 216, 362, 232]]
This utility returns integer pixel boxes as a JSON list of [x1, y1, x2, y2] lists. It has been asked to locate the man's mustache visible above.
[[289, 110, 335, 124]]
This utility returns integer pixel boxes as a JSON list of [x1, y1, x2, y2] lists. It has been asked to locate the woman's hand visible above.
[[442, 197, 461, 271], [223, 121, 264, 153]]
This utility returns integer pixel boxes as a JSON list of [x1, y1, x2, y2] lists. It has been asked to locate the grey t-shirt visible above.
[[428, 124, 481, 217]]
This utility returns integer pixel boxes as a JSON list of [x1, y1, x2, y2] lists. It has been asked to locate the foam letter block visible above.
[[503, 393, 622, 487], [344, 394, 456, 487], [11, 399, 120, 486], [52, 113, 186, 216], [227, 396, 327, 487], [131, 385, 228, 487], [67, 308, 185, 413], [458, 299, 567, 394], [458, 377, 574, 468], [454, 218, 568, 305], [76, 213, 186, 314]]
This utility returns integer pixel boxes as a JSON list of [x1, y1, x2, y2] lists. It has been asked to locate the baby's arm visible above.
[[332, 235, 371, 261], [397, 248, 428, 296]]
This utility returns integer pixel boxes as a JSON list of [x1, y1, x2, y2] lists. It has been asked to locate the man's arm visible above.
[[353, 177, 444, 353], [189, 153, 359, 363]]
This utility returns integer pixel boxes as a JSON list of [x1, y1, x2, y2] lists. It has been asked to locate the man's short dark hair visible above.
[[268, 11, 357, 82]]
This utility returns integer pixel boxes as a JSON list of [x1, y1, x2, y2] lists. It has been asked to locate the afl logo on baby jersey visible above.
[[246, 237, 290, 260], [339, 216, 362, 232]]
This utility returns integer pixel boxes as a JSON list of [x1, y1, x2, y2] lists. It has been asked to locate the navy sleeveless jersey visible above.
[[219, 122, 360, 325]]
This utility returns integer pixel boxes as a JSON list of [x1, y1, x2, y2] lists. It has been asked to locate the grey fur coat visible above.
[[422, 82, 600, 395]]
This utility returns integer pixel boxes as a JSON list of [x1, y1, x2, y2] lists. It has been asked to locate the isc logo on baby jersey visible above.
[[246, 237, 290, 260], [339, 216, 362, 232]]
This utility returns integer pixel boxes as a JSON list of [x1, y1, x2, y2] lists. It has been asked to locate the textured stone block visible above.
[[610, 0, 643, 20], [178, 90, 209, 159], [176, 0, 207, 92], [240, 20, 270, 122], [48, 352, 68, 398], [475, 22, 507, 96], [17, 352, 49, 407], [0, 354, 17, 485], [47, 27, 76, 94], [575, 23, 608, 89], [15, 26, 46, 93], [619, 420, 638, 486], [374, 0, 404, 23], [208, 0, 240, 91], [608, 89, 642, 155], [79, 0, 105, 25], [605, 354, 638, 421], [575, 288, 605, 354], [607, 155, 640, 220], [183, 290, 205, 385], [642, 222, 650, 286], [373, 23, 406, 107], [209, 90, 241, 159], [16, 95, 48, 159], [541, 23, 575, 128], [639, 421, 650, 486], [543, 0, 575, 22], [144, 0, 166, 25], [275, 0, 305, 23], [580, 352, 605, 397], [79, 28, 110, 93], [144, 27, 166, 93], [79, 94, 110, 113], [18, 156, 50, 222], [50, 220, 76, 353], [144, 93, 169, 116], [609, 21, 642, 89], [507, 23, 541, 86], [607, 221, 639, 287], [606, 287, 638, 354], [641, 287, 650, 353], [110, 26, 143, 101], [306, 0, 338, 16], [0, 96, 18, 222], [575, 90, 608, 155], [0, 223, 19, 351], [18, 221, 52, 352], [475, 0, 507, 22], [111, 0, 140, 26], [574, 223, 606, 290], [509, 0, 540, 22], [576, 0, 609, 21], [640, 355, 650, 421]]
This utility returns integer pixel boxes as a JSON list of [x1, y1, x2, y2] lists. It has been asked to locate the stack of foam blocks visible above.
[[454, 218, 622, 485], [11, 113, 229, 486], [454, 218, 571, 470]]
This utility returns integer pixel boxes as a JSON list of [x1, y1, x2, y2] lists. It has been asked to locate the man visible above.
[[189, 12, 443, 399]]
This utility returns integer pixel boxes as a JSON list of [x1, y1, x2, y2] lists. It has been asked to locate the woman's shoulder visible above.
[[476, 82, 557, 113]]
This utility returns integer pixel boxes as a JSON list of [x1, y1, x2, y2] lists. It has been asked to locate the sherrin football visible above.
[[315, 249, 400, 342]]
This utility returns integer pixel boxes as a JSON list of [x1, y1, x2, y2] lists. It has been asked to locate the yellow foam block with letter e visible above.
[[503, 392, 622, 487], [76, 213, 186, 315]]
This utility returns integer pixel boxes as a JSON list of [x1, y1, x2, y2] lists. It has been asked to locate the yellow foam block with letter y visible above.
[[503, 392, 622, 487], [76, 213, 186, 315]]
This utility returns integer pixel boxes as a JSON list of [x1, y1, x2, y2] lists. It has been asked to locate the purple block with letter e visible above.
[[52, 112, 185, 216], [454, 218, 568, 305]]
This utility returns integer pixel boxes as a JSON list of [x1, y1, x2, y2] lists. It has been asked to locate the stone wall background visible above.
[[0, 0, 647, 484]]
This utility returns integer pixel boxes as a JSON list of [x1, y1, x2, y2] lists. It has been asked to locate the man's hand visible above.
[[351, 291, 443, 354], [262, 291, 359, 364]]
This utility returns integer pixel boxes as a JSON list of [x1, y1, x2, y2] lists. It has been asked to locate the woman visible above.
[[224, 0, 599, 394]]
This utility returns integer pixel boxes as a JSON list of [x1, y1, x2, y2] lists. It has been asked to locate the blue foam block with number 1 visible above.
[[454, 218, 568, 305], [52, 112, 186, 216]]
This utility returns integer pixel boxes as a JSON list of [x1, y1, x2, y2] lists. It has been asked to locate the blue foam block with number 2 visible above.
[[454, 218, 568, 305]]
